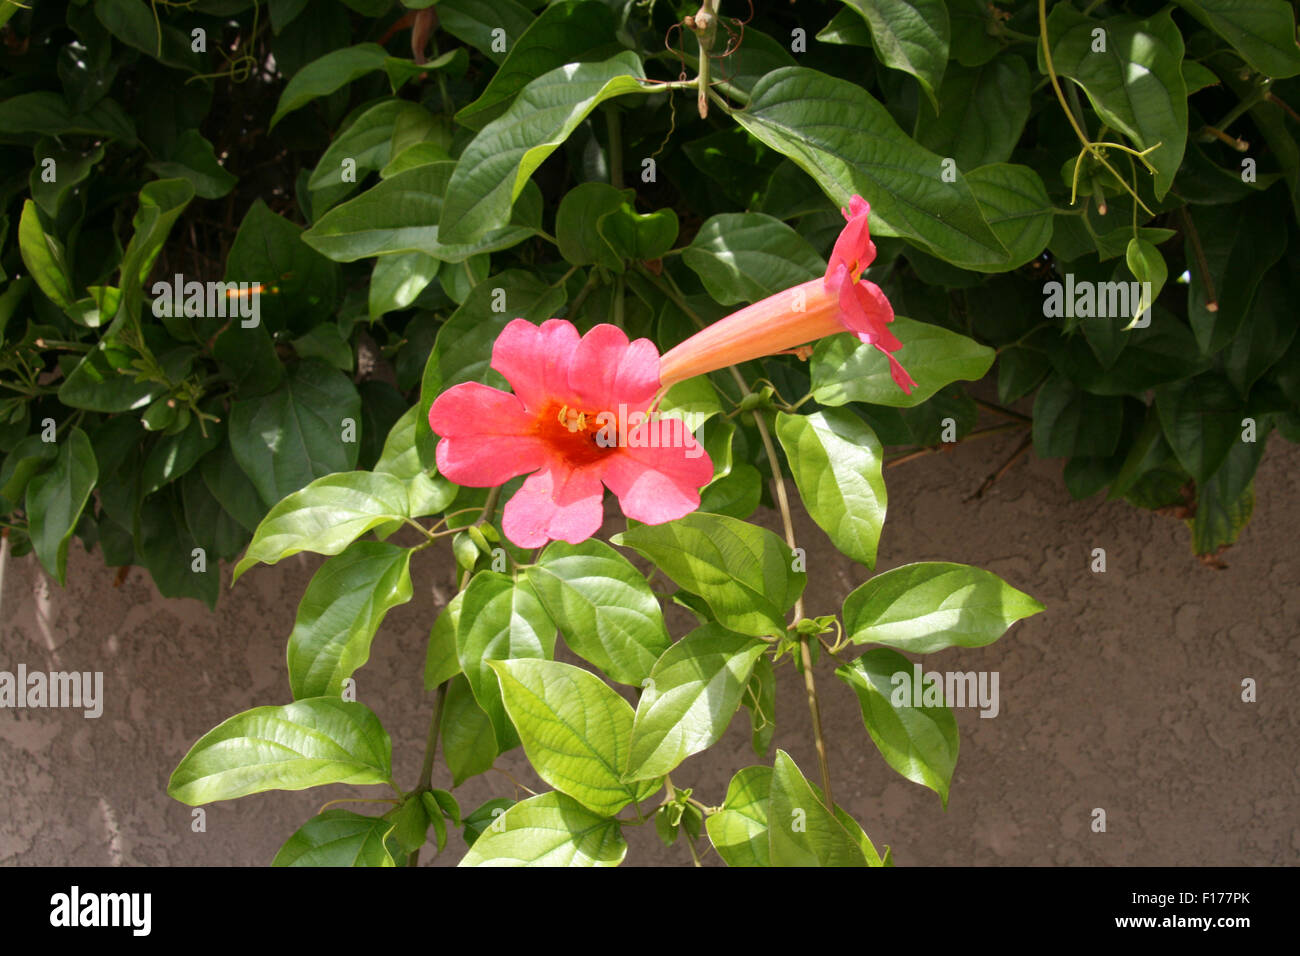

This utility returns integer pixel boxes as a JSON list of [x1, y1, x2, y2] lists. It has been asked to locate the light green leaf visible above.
[[439, 52, 649, 244], [733, 67, 1009, 269], [776, 409, 886, 569], [843, 561, 1044, 653], [613, 513, 805, 638], [1124, 237, 1168, 330], [492, 659, 652, 816], [811, 320, 995, 408], [768, 751, 868, 866], [272, 810, 396, 867], [25, 427, 97, 586], [624, 624, 766, 781], [682, 212, 825, 305], [705, 765, 772, 867], [168, 698, 393, 805], [288, 541, 414, 700], [425, 592, 464, 690], [457, 572, 557, 750], [836, 649, 960, 806], [524, 539, 671, 687], [458, 790, 626, 867], [233, 471, 410, 582], [369, 252, 440, 319]]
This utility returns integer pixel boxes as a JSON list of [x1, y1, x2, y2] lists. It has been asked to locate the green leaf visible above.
[[776, 409, 886, 569], [424, 592, 464, 690], [811, 321, 995, 408], [442, 673, 500, 786], [733, 67, 1008, 269], [1124, 237, 1168, 330], [840, 0, 950, 108], [458, 790, 626, 867], [556, 183, 627, 271], [524, 539, 671, 687], [439, 52, 649, 244], [233, 470, 410, 582], [31, 140, 105, 219], [613, 513, 805, 638], [1032, 373, 1126, 458], [682, 213, 825, 306], [94, 0, 202, 71], [228, 361, 362, 510], [304, 161, 541, 263], [116, 179, 195, 325], [0, 91, 136, 142], [835, 649, 960, 806], [168, 698, 393, 805], [146, 130, 237, 199], [965, 164, 1054, 271], [137, 486, 219, 609], [457, 572, 557, 750], [270, 44, 390, 129], [743, 655, 776, 758], [1190, 477, 1255, 556], [57, 341, 163, 413], [1172, 0, 1300, 78], [436, 0, 535, 65], [369, 252, 440, 319], [308, 100, 423, 215], [656, 377, 724, 433], [1041, 6, 1187, 198], [624, 624, 766, 781], [288, 541, 414, 700], [768, 751, 868, 866], [140, 414, 223, 498], [842, 561, 1044, 654], [200, 442, 267, 534], [223, 199, 341, 335], [705, 766, 772, 867], [913, 57, 1031, 169], [18, 200, 76, 309], [272, 810, 396, 867], [374, 404, 456, 518], [25, 427, 97, 586], [1155, 374, 1244, 484], [454, 1, 619, 130], [492, 659, 649, 816]]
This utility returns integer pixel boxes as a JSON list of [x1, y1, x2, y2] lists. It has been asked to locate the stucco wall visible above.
[[2, 425, 1297, 866]]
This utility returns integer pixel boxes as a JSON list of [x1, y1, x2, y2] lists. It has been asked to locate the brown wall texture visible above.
[[2, 425, 1297, 867]]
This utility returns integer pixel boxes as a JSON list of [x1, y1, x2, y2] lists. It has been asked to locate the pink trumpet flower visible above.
[[658, 195, 916, 394], [429, 320, 713, 549]]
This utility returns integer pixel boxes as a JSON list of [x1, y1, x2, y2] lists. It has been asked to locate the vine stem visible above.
[[636, 263, 835, 809], [408, 485, 502, 866]]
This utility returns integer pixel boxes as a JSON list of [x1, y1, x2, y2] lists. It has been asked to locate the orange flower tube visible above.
[[658, 196, 916, 395]]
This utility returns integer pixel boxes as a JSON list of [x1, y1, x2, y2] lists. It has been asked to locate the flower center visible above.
[[536, 401, 615, 466]]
